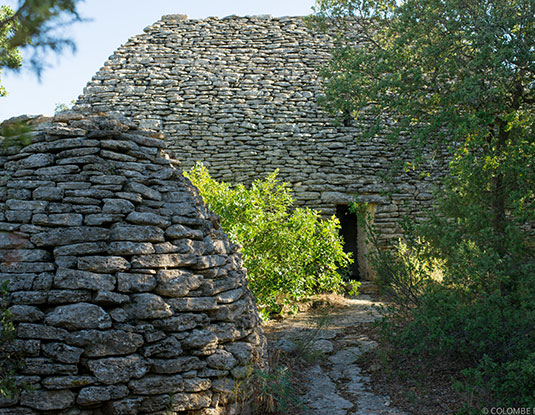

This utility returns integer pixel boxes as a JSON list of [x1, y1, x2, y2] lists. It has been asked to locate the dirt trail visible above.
[[263, 294, 407, 415]]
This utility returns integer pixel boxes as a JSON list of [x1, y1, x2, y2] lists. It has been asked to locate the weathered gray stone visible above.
[[7, 305, 44, 322], [47, 289, 92, 304], [155, 269, 202, 297], [206, 350, 237, 370], [42, 342, 84, 363], [152, 313, 209, 332], [126, 182, 162, 200], [110, 224, 164, 242], [165, 224, 203, 240], [183, 378, 211, 392], [129, 293, 173, 319], [17, 323, 69, 340], [182, 329, 218, 350], [20, 389, 75, 410], [32, 186, 64, 201], [23, 358, 77, 375], [102, 198, 136, 214], [216, 288, 244, 304], [169, 391, 212, 411], [77, 256, 130, 273], [42, 376, 96, 390], [0, 249, 50, 263], [117, 272, 157, 293], [46, 303, 112, 330], [224, 342, 255, 364], [77, 385, 129, 405], [168, 297, 218, 312], [108, 241, 155, 255], [149, 356, 204, 374], [0, 232, 33, 249], [126, 211, 170, 227], [31, 227, 109, 246], [192, 255, 226, 270], [131, 253, 197, 268], [54, 268, 116, 291], [69, 330, 144, 357], [93, 290, 130, 305], [53, 242, 107, 256], [88, 355, 148, 384], [32, 213, 83, 227], [128, 374, 183, 395]]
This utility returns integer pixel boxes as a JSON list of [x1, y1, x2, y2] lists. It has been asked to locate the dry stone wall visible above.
[[74, 14, 447, 253], [0, 113, 266, 415]]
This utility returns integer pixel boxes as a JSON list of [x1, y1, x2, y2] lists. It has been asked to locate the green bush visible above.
[[184, 163, 355, 317], [369, 222, 535, 410], [0, 281, 21, 399]]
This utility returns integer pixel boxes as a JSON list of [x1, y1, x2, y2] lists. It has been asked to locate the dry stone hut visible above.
[[75, 15, 446, 280], [0, 113, 266, 415]]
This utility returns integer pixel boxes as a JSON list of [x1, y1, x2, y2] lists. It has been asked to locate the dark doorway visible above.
[[336, 205, 360, 280]]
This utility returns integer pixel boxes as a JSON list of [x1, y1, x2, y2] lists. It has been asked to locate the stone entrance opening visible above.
[[336, 204, 360, 280]]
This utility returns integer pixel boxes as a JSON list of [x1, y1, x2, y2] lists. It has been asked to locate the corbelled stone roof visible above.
[[74, 15, 447, 259], [0, 113, 265, 415]]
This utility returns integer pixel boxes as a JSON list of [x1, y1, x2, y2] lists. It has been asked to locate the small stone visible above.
[[183, 378, 211, 392], [20, 389, 75, 411], [77, 256, 130, 273], [152, 313, 209, 332], [129, 293, 173, 319], [110, 224, 164, 242], [149, 356, 204, 374], [88, 355, 148, 384], [128, 374, 183, 395], [165, 224, 203, 240], [131, 253, 197, 268], [168, 391, 212, 411], [69, 330, 144, 357], [31, 226, 109, 246], [33, 186, 64, 201], [168, 297, 217, 312], [94, 290, 130, 305], [117, 272, 157, 293], [45, 303, 111, 330], [155, 269, 202, 297], [192, 255, 226, 270], [17, 323, 69, 341], [126, 182, 162, 200], [143, 335, 183, 358], [42, 376, 96, 390], [42, 342, 84, 364], [207, 350, 237, 370], [126, 211, 170, 227], [102, 199, 136, 214], [108, 241, 155, 255], [54, 268, 115, 291], [32, 213, 83, 227], [53, 242, 107, 256], [7, 305, 44, 322]]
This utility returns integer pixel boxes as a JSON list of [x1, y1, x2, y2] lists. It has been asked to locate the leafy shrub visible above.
[[184, 163, 354, 317], [367, 219, 535, 410], [0, 281, 22, 399]]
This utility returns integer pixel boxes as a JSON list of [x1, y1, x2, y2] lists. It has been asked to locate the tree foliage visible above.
[[313, 0, 535, 289], [185, 163, 355, 318], [0, 0, 84, 95], [313, 0, 535, 409]]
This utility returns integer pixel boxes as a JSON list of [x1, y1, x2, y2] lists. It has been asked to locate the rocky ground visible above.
[[263, 292, 408, 415]]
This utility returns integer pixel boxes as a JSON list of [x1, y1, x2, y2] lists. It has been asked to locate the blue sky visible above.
[[0, 0, 316, 120]]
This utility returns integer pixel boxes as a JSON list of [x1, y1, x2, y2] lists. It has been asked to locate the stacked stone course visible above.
[[0, 113, 266, 414], [75, 14, 448, 256]]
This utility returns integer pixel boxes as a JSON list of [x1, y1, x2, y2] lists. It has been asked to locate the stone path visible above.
[[264, 294, 408, 415]]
